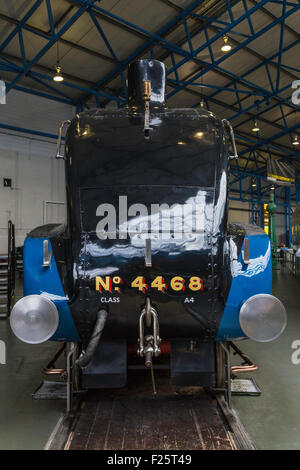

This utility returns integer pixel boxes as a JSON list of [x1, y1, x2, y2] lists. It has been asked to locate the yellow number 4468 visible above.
[[131, 276, 148, 293], [151, 276, 167, 292]]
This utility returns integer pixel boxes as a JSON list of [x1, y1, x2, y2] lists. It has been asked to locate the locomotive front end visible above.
[[10, 59, 286, 390]]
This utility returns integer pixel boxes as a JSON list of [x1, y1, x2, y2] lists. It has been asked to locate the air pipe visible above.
[[76, 308, 108, 369]]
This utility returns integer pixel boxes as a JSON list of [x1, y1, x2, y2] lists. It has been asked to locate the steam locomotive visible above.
[[10, 60, 287, 391]]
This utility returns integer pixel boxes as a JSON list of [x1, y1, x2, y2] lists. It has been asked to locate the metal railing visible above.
[[280, 249, 300, 280], [0, 220, 16, 318]]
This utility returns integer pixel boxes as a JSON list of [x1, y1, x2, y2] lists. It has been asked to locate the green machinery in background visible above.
[[266, 193, 278, 269], [291, 203, 300, 280]]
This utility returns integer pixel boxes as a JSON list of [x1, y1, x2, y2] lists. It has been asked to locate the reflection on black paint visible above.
[[62, 106, 231, 343]]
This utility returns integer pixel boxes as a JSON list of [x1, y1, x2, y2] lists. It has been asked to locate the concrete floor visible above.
[[232, 268, 300, 450], [0, 322, 65, 450], [0, 269, 299, 450], [0, 282, 65, 450]]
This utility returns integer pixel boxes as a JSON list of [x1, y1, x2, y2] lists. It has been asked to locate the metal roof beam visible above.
[[238, 122, 300, 157], [230, 149, 300, 185], [0, 122, 60, 140], [101, 1, 297, 114], [4, 82, 74, 105], [166, 71, 296, 141], [89, 9, 127, 98], [170, 79, 267, 97], [80, 0, 285, 105], [228, 82, 300, 121], [99, 1, 243, 107], [66, 0, 226, 42], [205, 95, 291, 136], [159, 2, 300, 123], [160, 0, 299, 83], [2, 0, 233, 105], [206, 22, 300, 108], [1, 51, 93, 91], [74, 0, 232, 102], [97, 1, 298, 114], [0, 12, 115, 64], [4, 1, 95, 94], [0, 0, 44, 54], [235, 130, 296, 156], [168, 80, 290, 138], [234, 138, 290, 158], [249, 0, 300, 40], [0, 51, 123, 104], [167, 2, 299, 100], [66, 0, 152, 40], [233, 101, 297, 131], [163, 79, 297, 163]]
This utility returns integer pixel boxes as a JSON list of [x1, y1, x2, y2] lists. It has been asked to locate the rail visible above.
[[280, 249, 300, 280]]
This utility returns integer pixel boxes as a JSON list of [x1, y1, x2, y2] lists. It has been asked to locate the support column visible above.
[[267, 193, 277, 269], [296, 180, 300, 205], [288, 186, 292, 248]]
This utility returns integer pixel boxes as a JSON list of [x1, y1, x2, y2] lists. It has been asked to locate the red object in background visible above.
[[127, 341, 171, 355]]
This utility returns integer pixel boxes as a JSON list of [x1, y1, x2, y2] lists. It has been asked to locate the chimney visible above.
[[127, 59, 166, 110]]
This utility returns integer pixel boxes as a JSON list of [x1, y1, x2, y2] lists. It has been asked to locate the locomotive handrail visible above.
[[222, 119, 238, 160], [56, 120, 71, 159]]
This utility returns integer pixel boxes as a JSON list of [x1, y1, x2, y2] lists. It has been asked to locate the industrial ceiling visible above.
[[0, 0, 299, 192]]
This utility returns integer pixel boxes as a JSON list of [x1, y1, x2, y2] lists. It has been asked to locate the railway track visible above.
[[45, 369, 255, 451]]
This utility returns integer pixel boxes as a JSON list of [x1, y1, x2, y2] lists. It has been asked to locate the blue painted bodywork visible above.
[[217, 233, 272, 340], [23, 237, 80, 341], [24, 232, 271, 343]]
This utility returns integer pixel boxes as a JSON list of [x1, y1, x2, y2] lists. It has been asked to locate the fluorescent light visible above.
[[292, 135, 299, 146], [252, 120, 260, 132]]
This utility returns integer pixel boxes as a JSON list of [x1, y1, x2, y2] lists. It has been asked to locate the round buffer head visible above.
[[10, 295, 59, 344], [239, 293, 287, 342]]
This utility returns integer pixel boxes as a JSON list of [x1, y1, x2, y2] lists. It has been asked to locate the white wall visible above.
[[0, 134, 68, 252], [228, 199, 251, 224], [0, 89, 74, 253]]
